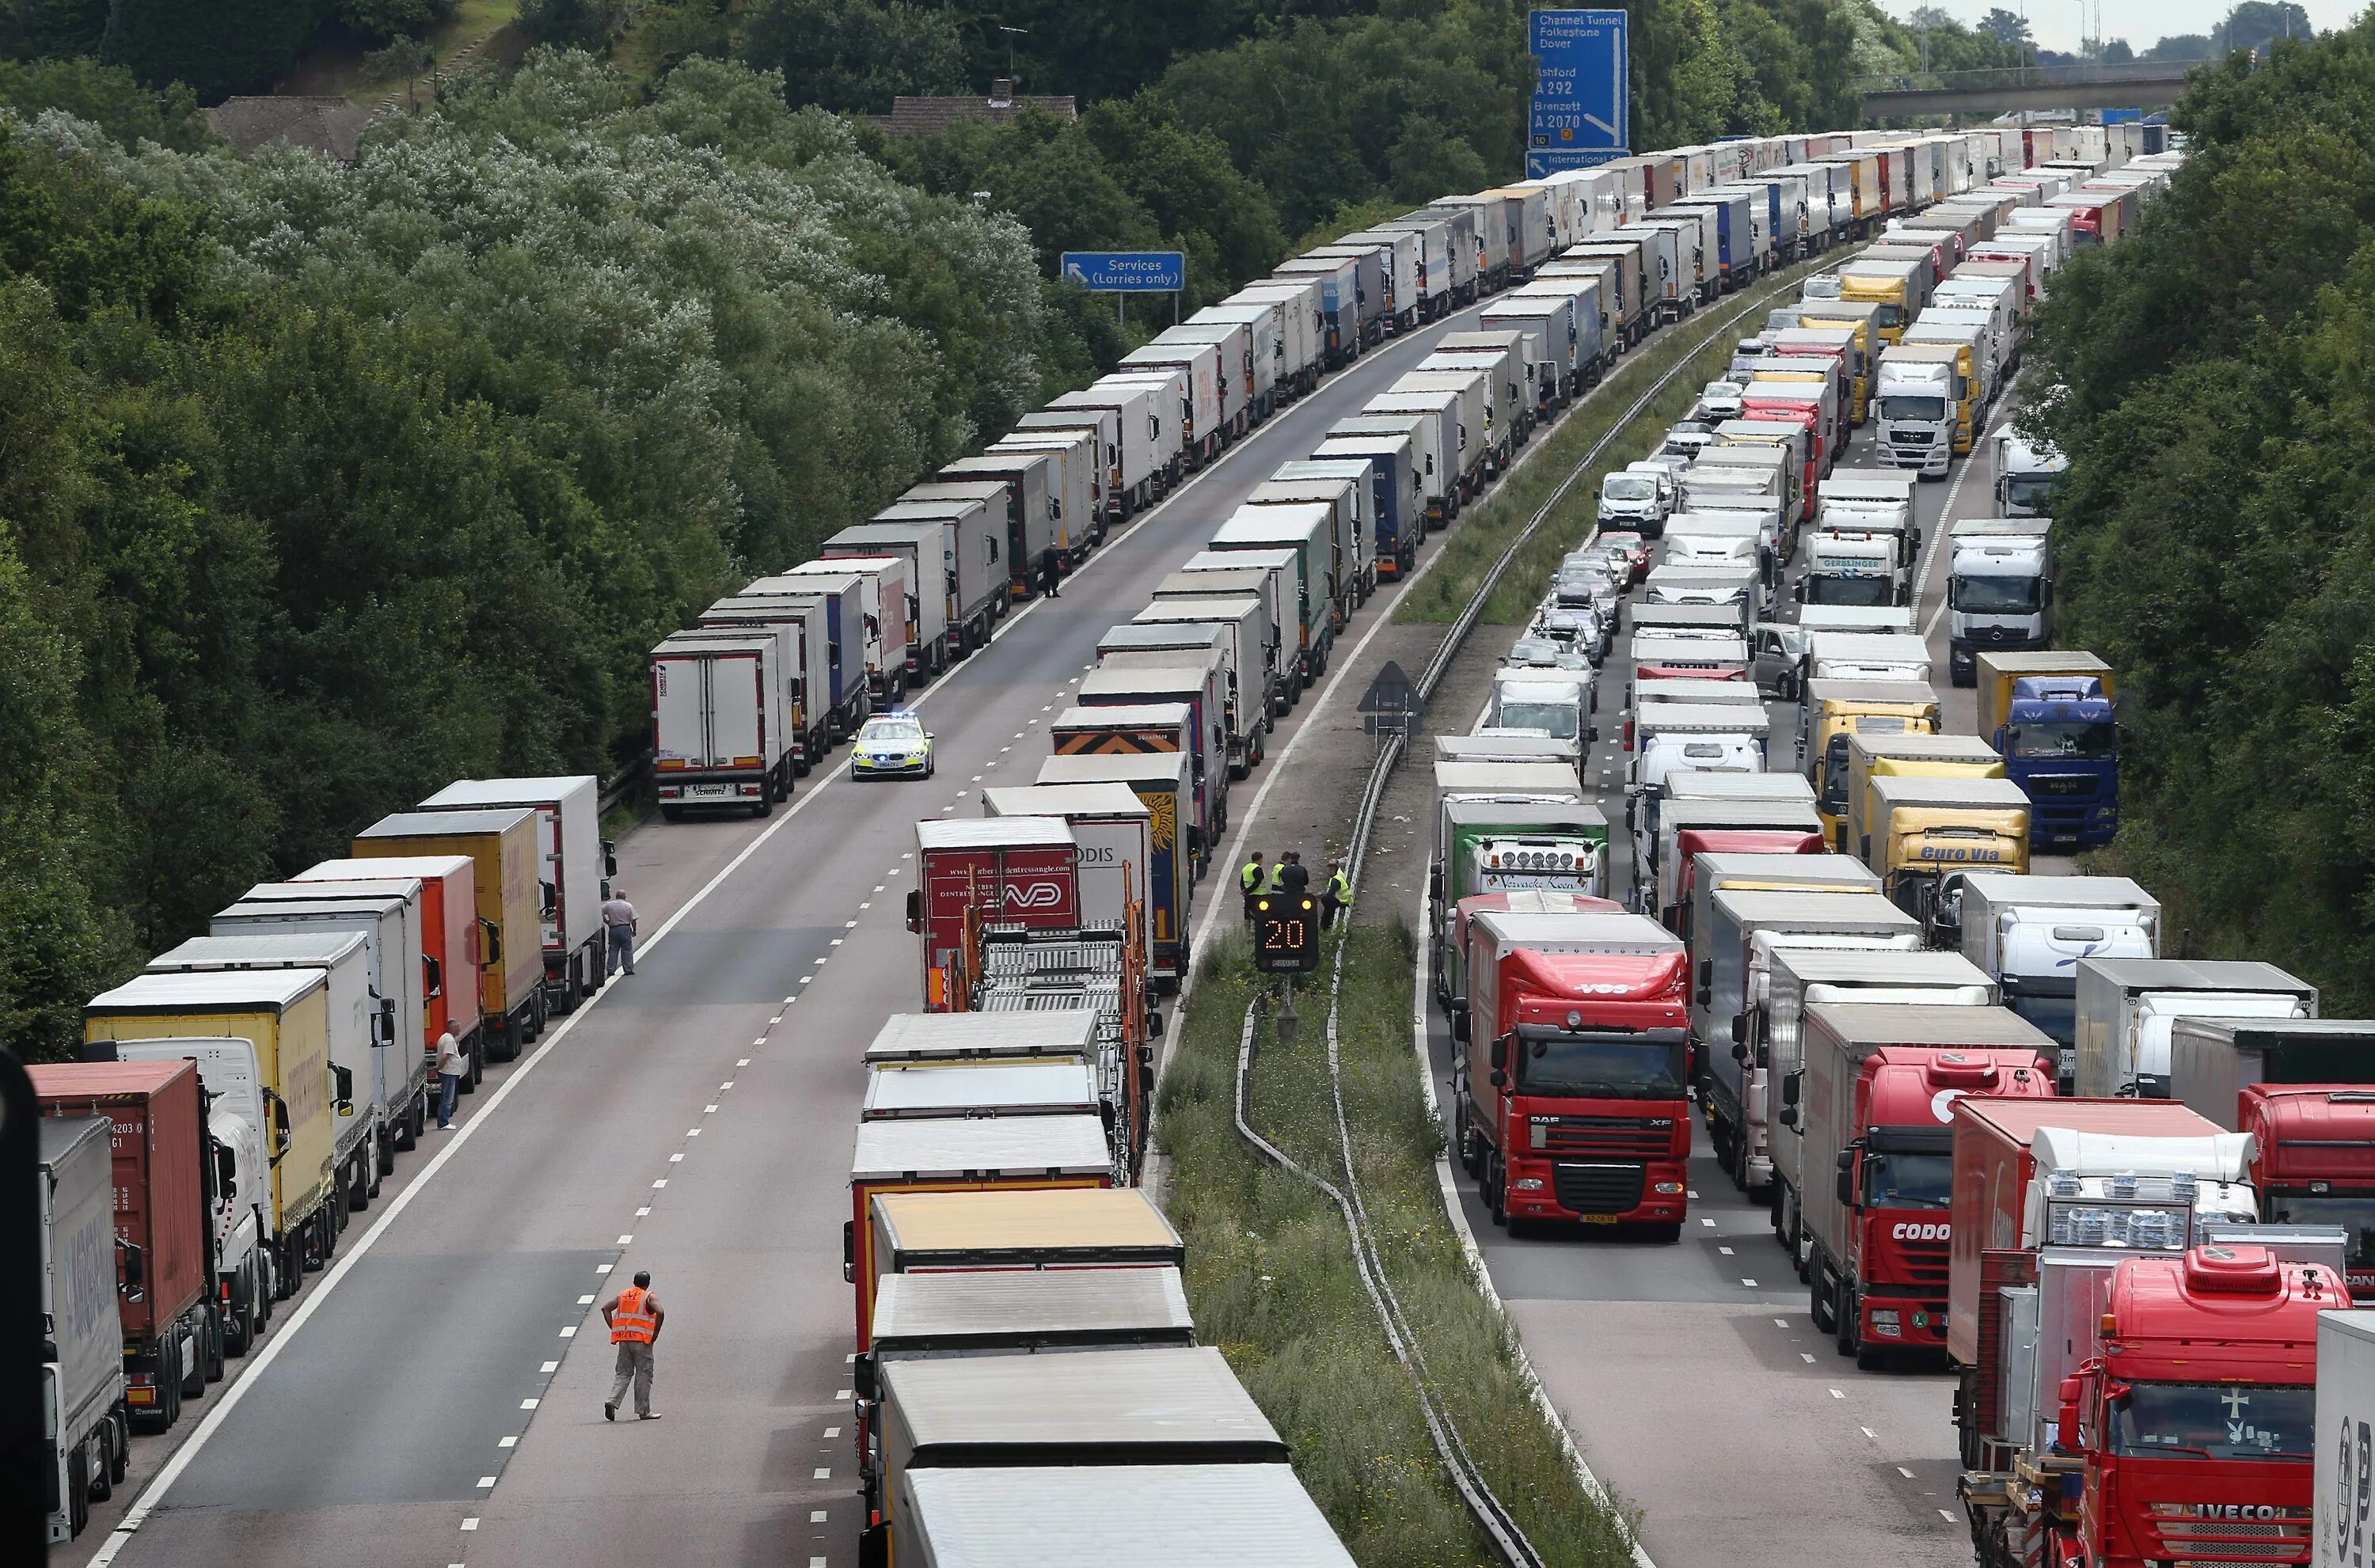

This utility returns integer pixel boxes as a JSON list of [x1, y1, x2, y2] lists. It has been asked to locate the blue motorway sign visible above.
[[1527, 9, 1628, 178], [1058, 251, 1186, 292]]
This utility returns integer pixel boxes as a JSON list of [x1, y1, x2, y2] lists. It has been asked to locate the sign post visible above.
[[1059, 250, 1188, 333], [1527, 9, 1628, 178]]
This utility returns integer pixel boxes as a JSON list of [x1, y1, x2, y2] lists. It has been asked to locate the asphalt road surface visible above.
[[77, 290, 1624, 1568], [1394, 374, 2054, 1568]]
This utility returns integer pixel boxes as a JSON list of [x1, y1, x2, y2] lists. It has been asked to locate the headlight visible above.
[[1514, 1177, 1545, 1191], [1652, 1181, 1683, 1194], [1869, 1310, 1902, 1338]]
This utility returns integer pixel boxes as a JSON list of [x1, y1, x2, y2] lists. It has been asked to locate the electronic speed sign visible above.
[[1252, 894, 1320, 974]]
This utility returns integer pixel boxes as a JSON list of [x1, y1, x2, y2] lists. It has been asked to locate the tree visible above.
[[2102, 36, 2134, 63], [0, 55, 213, 150], [99, 0, 332, 102], [362, 33, 433, 109], [515, 0, 618, 52], [2142, 32, 2217, 60], [2217, 2, 2312, 55], [735, 0, 963, 112], [337, 0, 457, 46], [1978, 7, 2031, 49]]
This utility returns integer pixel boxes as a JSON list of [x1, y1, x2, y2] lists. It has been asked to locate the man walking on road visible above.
[[1041, 545, 1063, 598], [602, 1270, 663, 1421], [602, 889, 639, 977], [1322, 860, 1354, 931], [433, 1027, 465, 1130]]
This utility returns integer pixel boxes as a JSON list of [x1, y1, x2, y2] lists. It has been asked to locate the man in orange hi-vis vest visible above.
[[601, 1270, 665, 1421]]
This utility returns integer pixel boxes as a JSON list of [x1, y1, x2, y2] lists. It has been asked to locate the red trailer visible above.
[[909, 818, 1080, 1009], [297, 852, 481, 1081], [31, 1059, 219, 1431]]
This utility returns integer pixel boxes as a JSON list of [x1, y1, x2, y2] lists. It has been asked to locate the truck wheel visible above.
[[1645, 1222, 1683, 1244], [378, 1129, 397, 1176], [180, 1323, 206, 1399], [108, 1409, 129, 1482], [752, 791, 772, 819], [1835, 1280, 1860, 1358], [1811, 1262, 1837, 1334], [366, 1148, 382, 1199], [1487, 1155, 1507, 1228], [89, 1426, 112, 1502], [226, 1274, 254, 1358], [396, 1097, 419, 1152], [67, 1444, 89, 1536], [204, 1304, 226, 1382]]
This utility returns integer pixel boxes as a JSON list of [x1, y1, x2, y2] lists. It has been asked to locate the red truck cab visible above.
[[1736, 394, 1826, 514], [2251, 1085, 2375, 1296], [2055, 1244, 2343, 1568], [1833, 1046, 2054, 1361], [1454, 910, 1691, 1240]]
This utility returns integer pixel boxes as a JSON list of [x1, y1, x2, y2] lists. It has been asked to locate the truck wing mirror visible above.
[[215, 1145, 237, 1203], [853, 1353, 877, 1403], [1453, 1011, 1471, 1045], [1487, 1034, 1507, 1070], [481, 917, 503, 966], [1835, 1159, 1855, 1207], [1427, 867, 1443, 905], [842, 1220, 856, 1284], [905, 890, 922, 932], [117, 1238, 146, 1301], [268, 1091, 291, 1160], [1146, 1011, 1165, 1040], [604, 839, 618, 879], [1585, 726, 1599, 744], [332, 1064, 354, 1116], [379, 997, 397, 1044], [1777, 1103, 1798, 1128], [1488, 1069, 1507, 1088], [423, 955, 443, 1000]]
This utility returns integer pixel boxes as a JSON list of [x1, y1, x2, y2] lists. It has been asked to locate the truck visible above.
[[694, 593, 835, 768], [937, 449, 1058, 594], [355, 807, 546, 1060], [1165, 553, 1299, 712], [294, 853, 477, 1091], [1332, 412, 1450, 534], [1431, 798, 1613, 994], [1976, 651, 2118, 849], [2171, 1018, 2375, 1293], [1452, 911, 1693, 1240], [871, 493, 1009, 657], [1132, 598, 1279, 760], [899, 1460, 1349, 1568], [88, 1037, 276, 1357], [36, 1114, 125, 1541], [419, 775, 613, 1012], [1799, 676, 1940, 814], [1841, 730, 2007, 864], [1794, 1004, 2057, 1367], [1081, 661, 1227, 840], [1761, 949, 1996, 1264], [1043, 382, 1167, 517], [1799, 524, 1905, 609], [1991, 430, 2065, 515], [1257, 466, 1374, 603], [1955, 873, 2160, 1087], [980, 782, 1154, 970], [1624, 702, 1768, 817], [1309, 429, 1421, 578], [1118, 338, 1225, 462], [1837, 260, 1921, 343], [2073, 957, 2320, 1101], [823, 520, 954, 678], [1951, 1095, 2330, 1568], [213, 880, 429, 1161], [1487, 668, 1594, 749], [647, 628, 799, 816], [1033, 751, 1191, 989], [1861, 774, 2031, 918], [1693, 889, 1921, 1190], [908, 818, 1080, 1011], [1873, 343, 1960, 476], [765, 563, 908, 700], [1947, 517, 2054, 685], [32, 1060, 219, 1441], [1207, 505, 1337, 677], [146, 932, 378, 1224], [2316, 1311, 2375, 1568], [986, 424, 1101, 556], [1645, 796, 1826, 936]]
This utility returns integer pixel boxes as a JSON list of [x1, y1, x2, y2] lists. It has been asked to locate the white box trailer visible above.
[[981, 781, 1155, 966], [825, 521, 953, 679], [991, 420, 1106, 546], [1134, 597, 1276, 757], [767, 560, 909, 701], [1214, 501, 1341, 663], [1956, 873, 2158, 1084], [1041, 389, 1162, 518], [1187, 302, 1283, 419], [873, 492, 1008, 655], [1332, 412, 1450, 531], [213, 887, 428, 1162], [1420, 346, 1522, 470], [2074, 957, 2318, 1100], [1172, 550, 1301, 709], [2316, 1311, 2375, 1568], [1148, 322, 1252, 441], [1226, 279, 1322, 392], [1118, 340, 1223, 464], [694, 594, 834, 764], [1366, 385, 1468, 518], [899, 1464, 1355, 1568], [937, 450, 1057, 595], [1094, 370, 1189, 491], [39, 1114, 123, 1546], [1271, 252, 1369, 364], [1370, 214, 1456, 320], [649, 629, 796, 814], [1285, 454, 1393, 591], [419, 776, 609, 1012], [1325, 230, 1421, 332], [1253, 470, 1371, 602]]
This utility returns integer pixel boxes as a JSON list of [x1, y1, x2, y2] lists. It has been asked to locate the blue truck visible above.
[[1976, 651, 2118, 849]]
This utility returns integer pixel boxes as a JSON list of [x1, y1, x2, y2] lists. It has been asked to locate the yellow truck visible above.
[[1845, 731, 2006, 861], [1860, 774, 2031, 920], [355, 808, 544, 1062], [1794, 302, 1884, 423], [1838, 260, 1922, 344], [85, 968, 340, 1298], [1799, 678, 1940, 844]]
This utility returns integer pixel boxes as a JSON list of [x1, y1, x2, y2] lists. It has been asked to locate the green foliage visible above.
[[515, 0, 618, 52], [2143, 32, 2217, 61], [0, 51, 1065, 1050], [2, 0, 113, 59], [0, 54, 211, 149], [335, 0, 454, 46], [735, 0, 963, 112], [2027, 17, 2375, 1009], [99, 0, 334, 102]]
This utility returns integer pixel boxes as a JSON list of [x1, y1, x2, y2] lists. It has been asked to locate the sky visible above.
[[1879, 0, 2366, 55]]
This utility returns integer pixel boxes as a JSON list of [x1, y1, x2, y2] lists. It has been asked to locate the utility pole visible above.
[[998, 24, 1027, 83]]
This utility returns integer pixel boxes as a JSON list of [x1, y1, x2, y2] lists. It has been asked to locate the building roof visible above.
[[869, 81, 1077, 137], [203, 97, 368, 164]]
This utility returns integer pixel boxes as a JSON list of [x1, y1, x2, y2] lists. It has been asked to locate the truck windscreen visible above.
[[1862, 1149, 1951, 1209], [1805, 575, 1895, 608], [2108, 1382, 2316, 1460], [2266, 1192, 2375, 1274], [1499, 702, 1579, 739], [2006, 721, 2115, 759], [1951, 575, 2042, 613], [1514, 1027, 1688, 1099], [1879, 395, 1945, 421], [1999, 474, 2062, 511]]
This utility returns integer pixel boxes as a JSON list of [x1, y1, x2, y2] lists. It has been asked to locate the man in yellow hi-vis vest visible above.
[[1241, 849, 1268, 913], [1323, 860, 1354, 931], [602, 1270, 666, 1421]]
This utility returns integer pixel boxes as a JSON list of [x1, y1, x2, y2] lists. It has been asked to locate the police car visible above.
[[849, 712, 934, 780]]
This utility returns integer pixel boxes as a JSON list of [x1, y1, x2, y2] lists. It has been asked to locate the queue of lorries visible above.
[[30, 113, 2232, 1563], [1416, 131, 2375, 1568]]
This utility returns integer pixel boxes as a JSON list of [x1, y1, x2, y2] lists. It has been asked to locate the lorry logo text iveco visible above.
[[1890, 1222, 1949, 1240]]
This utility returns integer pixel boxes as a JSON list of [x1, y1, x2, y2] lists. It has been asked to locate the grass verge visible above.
[[1159, 923, 1640, 1568], [1396, 249, 1845, 628]]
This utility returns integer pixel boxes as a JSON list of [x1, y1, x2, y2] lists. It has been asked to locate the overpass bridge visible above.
[[1853, 59, 2196, 117]]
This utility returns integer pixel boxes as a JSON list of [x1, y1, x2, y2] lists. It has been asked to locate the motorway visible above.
[[76, 287, 1636, 1568], [1363, 370, 2058, 1568]]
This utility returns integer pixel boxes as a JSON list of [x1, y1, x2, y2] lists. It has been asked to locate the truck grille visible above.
[[1537, 1116, 1674, 1159], [1552, 1162, 1645, 1215], [2026, 773, 2096, 798], [2143, 1504, 2309, 1562], [1902, 1236, 1948, 1289]]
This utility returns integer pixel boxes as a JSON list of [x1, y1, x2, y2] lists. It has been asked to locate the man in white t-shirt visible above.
[[602, 891, 639, 978], [434, 1027, 466, 1129]]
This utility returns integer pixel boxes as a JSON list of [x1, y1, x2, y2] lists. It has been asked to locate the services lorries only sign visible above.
[[1059, 251, 1187, 292], [1527, 9, 1628, 178]]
